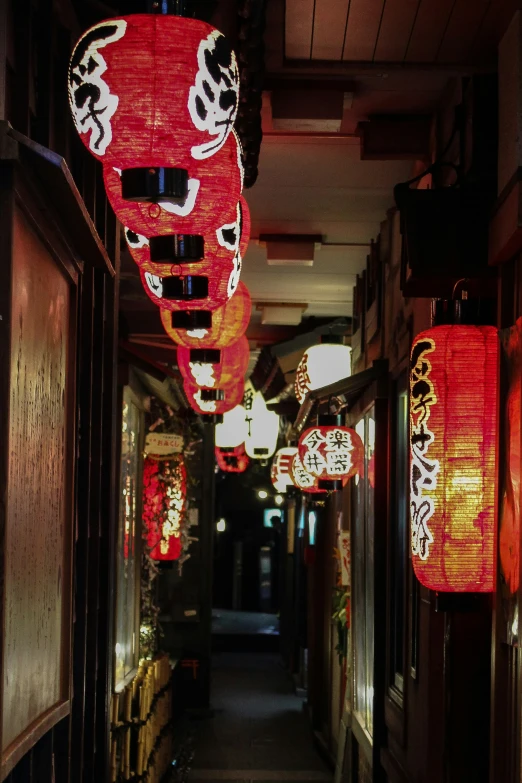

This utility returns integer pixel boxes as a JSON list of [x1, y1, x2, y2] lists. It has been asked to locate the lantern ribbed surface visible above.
[[160, 281, 251, 348], [216, 444, 249, 473], [271, 447, 298, 492], [298, 425, 363, 482], [68, 15, 239, 164], [239, 196, 251, 258], [143, 456, 186, 561], [184, 379, 244, 415], [139, 264, 235, 312], [295, 343, 352, 403], [410, 324, 498, 593], [103, 131, 242, 236], [177, 336, 249, 389]]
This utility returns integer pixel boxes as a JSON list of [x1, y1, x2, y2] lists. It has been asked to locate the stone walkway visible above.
[[188, 653, 332, 783]]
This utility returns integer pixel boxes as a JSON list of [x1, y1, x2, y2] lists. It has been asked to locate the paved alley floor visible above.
[[188, 652, 332, 783]]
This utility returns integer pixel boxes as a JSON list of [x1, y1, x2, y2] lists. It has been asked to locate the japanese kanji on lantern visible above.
[[184, 378, 244, 416], [289, 452, 326, 494], [295, 341, 352, 403], [160, 280, 251, 343], [409, 324, 499, 593], [271, 447, 298, 493], [298, 415, 363, 490], [216, 444, 249, 473], [243, 382, 280, 460], [215, 405, 248, 449], [143, 455, 187, 561], [177, 336, 250, 388], [68, 16, 239, 168]]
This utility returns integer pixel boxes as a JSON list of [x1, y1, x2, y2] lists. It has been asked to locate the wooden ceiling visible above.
[[285, 0, 519, 64]]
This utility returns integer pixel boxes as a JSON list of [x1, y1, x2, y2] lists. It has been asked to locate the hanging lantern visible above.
[[177, 336, 249, 389], [68, 16, 239, 166], [295, 342, 352, 403], [289, 452, 326, 494], [103, 130, 243, 236], [271, 447, 298, 493], [409, 324, 498, 593], [216, 444, 249, 473], [142, 455, 187, 561], [298, 416, 364, 489], [215, 405, 248, 449], [124, 196, 249, 271], [243, 382, 280, 460], [184, 378, 244, 416], [160, 280, 251, 346]]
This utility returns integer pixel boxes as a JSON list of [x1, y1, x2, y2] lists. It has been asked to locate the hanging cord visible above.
[[395, 105, 465, 196]]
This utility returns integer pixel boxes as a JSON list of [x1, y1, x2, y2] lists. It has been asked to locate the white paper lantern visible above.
[[271, 447, 298, 493], [294, 343, 352, 403], [215, 404, 248, 449], [243, 383, 279, 460]]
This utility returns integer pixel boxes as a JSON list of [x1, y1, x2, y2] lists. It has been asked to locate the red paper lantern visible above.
[[68, 15, 239, 165], [184, 379, 244, 416], [142, 456, 187, 561], [410, 325, 498, 593], [160, 280, 251, 348], [177, 336, 249, 389], [298, 423, 364, 484], [216, 444, 249, 473], [288, 452, 326, 494], [103, 131, 242, 236]]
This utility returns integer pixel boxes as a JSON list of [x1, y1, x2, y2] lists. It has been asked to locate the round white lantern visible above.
[[244, 385, 279, 460], [294, 343, 352, 403], [271, 447, 298, 493], [215, 405, 248, 449]]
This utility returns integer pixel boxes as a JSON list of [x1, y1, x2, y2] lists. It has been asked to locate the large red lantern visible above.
[[184, 379, 244, 416], [216, 444, 249, 473], [68, 16, 239, 165], [177, 336, 249, 389], [160, 280, 251, 347], [271, 447, 298, 492], [410, 325, 498, 593], [103, 131, 242, 236], [143, 456, 187, 561], [288, 452, 326, 494], [298, 417, 364, 488]]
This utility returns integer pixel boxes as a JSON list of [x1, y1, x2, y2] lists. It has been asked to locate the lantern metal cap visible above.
[[200, 389, 225, 402], [189, 348, 221, 365], [320, 334, 343, 345], [431, 298, 496, 327], [121, 167, 188, 204], [162, 275, 209, 301], [149, 235, 205, 264], [317, 413, 342, 427], [171, 310, 212, 330], [201, 413, 223, 424]]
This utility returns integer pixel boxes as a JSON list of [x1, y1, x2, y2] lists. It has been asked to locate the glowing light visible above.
[[295, 343, 351, 403], [243, 381, 279, 460], [274, 495, 284, 506], [298, 425, 363, 483], [409, 325, 498, 592], [271, 447, 298, 493], [216, 518, 226, 533], [215, 405, 248, 449], [258, 490, 268, 500]]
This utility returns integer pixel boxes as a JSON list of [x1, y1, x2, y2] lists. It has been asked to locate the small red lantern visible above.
[[271, 447, 298, 492], [68, 16, 239, 165], [103, 131, 242, 236], [143, 455, 187, 561], [184, 379, 244, 416], [160, 280, 251, 347], [410, 324, 498, 593], [298, 416, 364, 489], [177, 336, 249, 389], [216, 444, 249, 473], [288, 452, 326, 494]]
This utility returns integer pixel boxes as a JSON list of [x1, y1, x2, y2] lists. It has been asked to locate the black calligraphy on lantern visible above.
[[410, 338, 439, 560]]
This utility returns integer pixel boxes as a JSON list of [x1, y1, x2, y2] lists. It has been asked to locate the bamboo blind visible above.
[[110, 655, 173, 782]]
